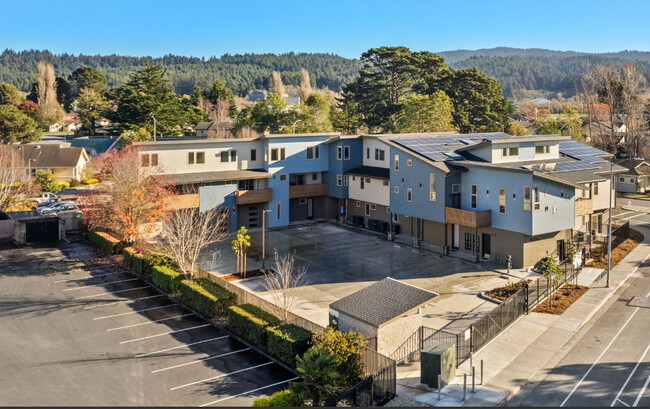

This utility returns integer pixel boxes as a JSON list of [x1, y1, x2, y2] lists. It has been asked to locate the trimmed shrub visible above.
[[151, 265, 183, 293], [180, 278, 236, 319], [122, 247, 145, 273], [141, 254, 173, 277], [82, 178, 99, 185], [267, 324, 313, 367], [58, 181, 70, 189], [253, 390, 302, 407], [312, 328, 366, 387], [87, 231, 122, 255], [228, 304, 281, 347], [69, 179, 81, 187]]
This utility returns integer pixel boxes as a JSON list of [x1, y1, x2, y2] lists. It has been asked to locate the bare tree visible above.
[[298, 68, 312, 102], [270, 71, 286, 97], [620, 63, 648, 157], [262, 249, 308, 323], [36, 61, 63, 126], [160, 207, 229, 279], [0, 146, 27, 211]]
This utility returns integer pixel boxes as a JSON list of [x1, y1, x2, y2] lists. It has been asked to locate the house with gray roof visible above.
[[8, 144, 90, 181], [616, 159, 650, 193]]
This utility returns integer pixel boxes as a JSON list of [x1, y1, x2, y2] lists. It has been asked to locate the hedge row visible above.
[[88, 231, 123, 255], [180, 278, 236, 319], [253, 390, 302, 407], [228, 304, 282, 347], [121, 248, 173, 278], [151, 265, 183, 293], [267, 324, 312, 367]]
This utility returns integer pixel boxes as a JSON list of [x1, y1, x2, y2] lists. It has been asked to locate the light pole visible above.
[[606, 157, 625, 288], [261, 208, 271, 270], [495, 121, 505, 133], [292, 119, 302, 134], [28, 158, 36, 178], [151, 116, 157, 141]]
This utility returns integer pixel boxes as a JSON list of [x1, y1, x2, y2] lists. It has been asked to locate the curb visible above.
[[478, 292, 502, 305]]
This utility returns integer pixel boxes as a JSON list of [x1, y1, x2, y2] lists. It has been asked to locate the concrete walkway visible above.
[[396, 225, 650, 407]]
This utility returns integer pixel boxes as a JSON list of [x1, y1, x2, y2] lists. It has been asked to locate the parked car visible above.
[[34, 193, 59, 206], [38, 202, 78, 216]]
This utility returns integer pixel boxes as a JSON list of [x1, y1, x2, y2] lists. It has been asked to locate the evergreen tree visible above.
[[0, 105, 42, 143]]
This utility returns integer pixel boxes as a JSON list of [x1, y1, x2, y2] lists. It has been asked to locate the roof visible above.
[[70, 138, 116, 155], [617, 159, 649, 175], [330, 278, 437, 328], [262, 132, 340, 139], [346, 166, 390, 179], [8, 144, 88, 168], [163, 169, 271, 185], [134, 137, 259, 146], [195, 122, 213, 130]]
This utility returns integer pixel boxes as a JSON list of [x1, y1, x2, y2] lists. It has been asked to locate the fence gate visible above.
[[24, 219, 59, 242]]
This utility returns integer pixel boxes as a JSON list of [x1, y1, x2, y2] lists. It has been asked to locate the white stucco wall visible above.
[[348, 175, 390, 206]]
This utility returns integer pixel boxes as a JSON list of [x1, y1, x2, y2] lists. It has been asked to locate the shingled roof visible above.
[[330, 278, 437, 327], [7, 144, 87, 168]]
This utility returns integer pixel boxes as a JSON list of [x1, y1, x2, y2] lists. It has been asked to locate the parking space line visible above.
[[62, 277, 140, 292], [73, 286, 150, 300], [151, 348, 250, 373], [119, 324, 210, 344], [633, 372, 650, 407], [611, 343, 650, 406], [107, 313, 194, 331], [54, 271, 126, 283], [83, 294, 164, 310], [134, 335, 229, 357], [93, 304, 175, 320], [198, 377, 300, 407], [170, 362, 274, 390]]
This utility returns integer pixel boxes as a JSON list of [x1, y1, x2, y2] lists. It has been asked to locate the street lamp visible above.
[[606, 157, 626, 288], [261, 209, 271, 270], [151, 116, 157, 141], [495, 121, 505, 133], [292, 120, 302, 134]]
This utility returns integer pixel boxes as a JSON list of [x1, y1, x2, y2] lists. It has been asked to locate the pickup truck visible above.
[[33, 192, 59, 205]]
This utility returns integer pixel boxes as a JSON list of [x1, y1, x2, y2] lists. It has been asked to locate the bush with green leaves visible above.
[[227, 304, 281, 347], [35, 169, 61, 193], [58, 181, 70, 189], [81, 178, 99, 185], [140, 253, 173, 277], [312, 327, 366, 387], [267, 324, 312, 367], [180, 278, 236, 319], [252, 390, 303, 407], [122, 247, 145, 273], [151, 265, 183, 293], [290, 345, 341, 406], [87, 230, 122, 255]]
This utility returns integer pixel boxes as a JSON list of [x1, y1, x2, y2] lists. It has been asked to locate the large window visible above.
[[502, 147, 519, 157], [250, 149, 257, 161], [141, 154, 150, 167], [593, 182, 599, 196], [533, 187, 540, 210], [499, 188, 506, 214], [471, 184, 477, 208], [229, 150, 236, 162], [188, 152, 195, 164], [306, 146, 320, 159], [429, 174, 436, 201], [196, 152, 205, 164], [221, 151, 229, 162], [535, 145, 550, 154], [270, 148, 286, 162], [523, 186, 531, 211], [407, 188, 412, 202], [374, 148, 385, 161], [337, 146, 342, 160], [343, 146, 350, 160]]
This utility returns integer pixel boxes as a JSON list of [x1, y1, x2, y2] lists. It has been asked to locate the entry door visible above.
[[452, 224, 459, 249], [482, 233, 491, 258], [307, 198, 313, 219], [452, 193, 461, 209], [557, 239, 566, 261]]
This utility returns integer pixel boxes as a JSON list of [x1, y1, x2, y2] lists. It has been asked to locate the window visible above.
[[386, 207, 390, 213], [195, 152, 205, 164], [366, 148, 370, 159], [502, 147, 519, 157], [392, 213, 399, 223], [290, 174, 305, 186], [251, 149, 257, 161], [356, 201, 360, 207], [535, 145, 550, 154], [188, 152, 195, 164], [394, 186, 399, 194], [229, 150, 236, 162], [280, 148, 286, 160], [430, 174, 437, 201], [593, 183, 599, 196], [151, 153, 158, 166], [452, 184, 460, 194], [312, 173, 318, 180], [523, 186, 531, 211], [370, 204, 376, 211], [630, 178, 634, 183], [299, 198, 307, 205], [365, 203, 370, 216], [383, 180, 389, 186], [141, 154, 150, 167], [407, 159, 412, 166], [620, 177, 624, 183], [337, 174, 342, 186], [279, 174, 287, 181], [374, 148, 385, 161], [533, 187, 540, 210], [394, 154, 399, 171], [276, 203, 281, 220], [271, 148, 279, 162], [465, 233, 474, 250], [343, 146, 350, 160], [306, 146, 319, 159], [221, 151, 229, 162], [337, 146, 342, 160], [499, 188, 506, 214], [471, 184, 477, 208], [407, 188, 412, 202], [344, 175, 348, 186], [375, 149, 379, 160], [360, 178, 365, 189]]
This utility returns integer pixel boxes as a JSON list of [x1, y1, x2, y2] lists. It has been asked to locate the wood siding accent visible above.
[[235, 188, 272, 205], [289, 183, 329, 199], [166, 193, 199, 209], [575, 198, 593, 216], [445, 207, 491, 228]]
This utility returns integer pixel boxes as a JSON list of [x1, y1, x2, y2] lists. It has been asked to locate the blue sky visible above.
[[3, 0, 650, 58]]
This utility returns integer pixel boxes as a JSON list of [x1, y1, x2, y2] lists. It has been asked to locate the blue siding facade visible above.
[[327, 138, 363, 199]]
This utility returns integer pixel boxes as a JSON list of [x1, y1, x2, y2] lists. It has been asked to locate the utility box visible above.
[[421, 343, 456, 388]]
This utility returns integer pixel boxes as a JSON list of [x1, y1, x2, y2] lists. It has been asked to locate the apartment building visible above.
[[135, 131, 624, 269]]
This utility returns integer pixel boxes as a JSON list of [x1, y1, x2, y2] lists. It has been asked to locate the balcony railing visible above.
[[166, 193, 199, 209], [575, 198, 593, 216], [289, 183, 329, 199], [445, 207, 491, 228], [236, 188, 273, 205]]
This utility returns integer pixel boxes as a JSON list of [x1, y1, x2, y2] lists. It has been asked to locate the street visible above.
[[615, 196, 650, 226]]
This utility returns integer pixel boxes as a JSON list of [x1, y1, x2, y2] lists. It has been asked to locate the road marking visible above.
[[621, 212, 650, 221], [93, 304, 174, 320], [198, 377, 300, 407], [614, 211, 636, 218], [54, 271, 125, 283], [611, 343, 650, 406], [62, 277, 139, 291], [83, 294, 164, 310], [134, 335, 229, 357], [119, 324, 210, 344], [633, 372, 650, 407], [562, 288, 650, 407], [107, 313, 194, 331], [617, 398, 631, 407], [151, 348, 250, 373], [170, 362, 274, 390], [73, 286, 150, 300]]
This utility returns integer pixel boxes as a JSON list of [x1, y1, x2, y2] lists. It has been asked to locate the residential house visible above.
[[70, 137, 119, 157], [10, 144, 90, 181], [248, 90, 267, 102], [194, 120, 235, 138], [616, 159, 650, 193]]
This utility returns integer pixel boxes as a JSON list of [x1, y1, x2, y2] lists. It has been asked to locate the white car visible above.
[[34, 193, 59, 205]]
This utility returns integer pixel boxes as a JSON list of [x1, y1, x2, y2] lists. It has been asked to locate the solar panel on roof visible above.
[[548, 162, 599, 173]]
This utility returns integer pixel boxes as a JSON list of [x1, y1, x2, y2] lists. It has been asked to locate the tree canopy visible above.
[[0, 104, 42, 143]]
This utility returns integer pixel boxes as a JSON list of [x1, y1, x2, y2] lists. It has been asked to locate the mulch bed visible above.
[[220, 269, 273, 281], [532, 284, 588, 315], [484, 279, 532, 301], [587, 229, 644, 269]]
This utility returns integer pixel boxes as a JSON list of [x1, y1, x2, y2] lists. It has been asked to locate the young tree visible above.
[[0, 146, 27, 211], [75, 87, 110, 135], [396, 91, 455, 133], [0, 104, 42, 144], [160, 208, 229, 279], [231, 226, 251, 277], [540, 256, 561, 309], [290, 345, 341, 406], [298, 68, 312, 102], [262, 249, 308, 323], [81, 147, 173, 245], [0, 82, 22, 106], [35, 170, 61, 193]]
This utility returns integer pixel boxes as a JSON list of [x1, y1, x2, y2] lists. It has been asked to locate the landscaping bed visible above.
[[220, 268, 273, 281], [587, 229, 644, 269], [532, 284, 588, 315], [484, 279, 531, 301]]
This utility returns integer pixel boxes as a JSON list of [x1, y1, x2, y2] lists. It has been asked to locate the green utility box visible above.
[[421, 343, 456, 388]]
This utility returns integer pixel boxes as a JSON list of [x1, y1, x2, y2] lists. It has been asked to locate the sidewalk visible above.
[[397, 224, 650, 407]]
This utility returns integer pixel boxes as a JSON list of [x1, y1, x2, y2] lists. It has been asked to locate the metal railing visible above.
[[390, 326, 468, 368]]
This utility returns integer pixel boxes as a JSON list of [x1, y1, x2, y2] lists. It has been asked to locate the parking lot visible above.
[[0, 242, 296, 406]]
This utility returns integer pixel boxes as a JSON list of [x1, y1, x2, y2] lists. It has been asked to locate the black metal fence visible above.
[[573, 221, 630, 259], [390, 326, 470, 368]]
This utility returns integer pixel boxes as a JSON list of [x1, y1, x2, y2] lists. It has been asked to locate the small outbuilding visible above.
[[329, 278, 437, 356], [0, 211, 65, 244]]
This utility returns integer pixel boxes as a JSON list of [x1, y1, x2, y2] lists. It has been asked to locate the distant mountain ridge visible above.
[[1, 47, 649, 100]]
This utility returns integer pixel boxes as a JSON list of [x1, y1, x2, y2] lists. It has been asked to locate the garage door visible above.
[[25, 219, 59, 242]]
